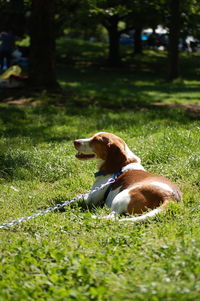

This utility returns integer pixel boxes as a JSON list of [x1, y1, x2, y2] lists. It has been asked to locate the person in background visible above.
[[0, 30, 15, 70]]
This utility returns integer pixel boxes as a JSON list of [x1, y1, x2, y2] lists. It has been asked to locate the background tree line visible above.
[[0, 0, 200, 90]]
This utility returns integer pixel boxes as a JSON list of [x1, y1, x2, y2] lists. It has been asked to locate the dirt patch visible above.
[[0, 88, 200, 118], [3, 97, 33, 105], [0, 88, 33, 104]]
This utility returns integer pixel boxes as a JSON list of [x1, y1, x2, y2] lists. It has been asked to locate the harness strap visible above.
[[94, 170, 107, 177], [95, 170, 122, 205]]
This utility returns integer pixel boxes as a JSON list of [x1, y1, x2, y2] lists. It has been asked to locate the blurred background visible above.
[[0, 0, 199, 106]]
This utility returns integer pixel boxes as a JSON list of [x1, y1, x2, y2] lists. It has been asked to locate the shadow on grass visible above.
[[0, 50, 199, 184], [1, 51, 200, 108], [0, 52, 199, 144], [0, 104, 195, 143], [58, 61, 200, 108], [0, 104, 198, 181]]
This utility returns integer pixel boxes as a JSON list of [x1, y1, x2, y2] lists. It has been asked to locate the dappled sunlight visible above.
[[0, 0, 200, 298], [57, 54, 200, 108], [60, 81, 81, 88], [0, 100, 199, 301]]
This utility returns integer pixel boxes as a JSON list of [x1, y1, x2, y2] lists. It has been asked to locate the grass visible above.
[[58, 63, 200, 107], [0, 47, 200, 300], [55, 40, 200, 107], [0, 104, 200, 301]]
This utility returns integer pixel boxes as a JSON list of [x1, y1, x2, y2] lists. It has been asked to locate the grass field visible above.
[[57, 48, 200, 108], [0, 50, 200, 300]]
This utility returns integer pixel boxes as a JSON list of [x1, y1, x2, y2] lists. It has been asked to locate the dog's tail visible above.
[[119, 207, 163, 222], [118, 199, 170, 223], [92, 200, 174, 222]]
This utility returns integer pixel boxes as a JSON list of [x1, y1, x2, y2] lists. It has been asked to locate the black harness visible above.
[[94, 170, 122, 205]]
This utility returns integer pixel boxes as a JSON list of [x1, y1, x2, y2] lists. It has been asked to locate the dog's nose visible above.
[[74, 140, 82, 148]]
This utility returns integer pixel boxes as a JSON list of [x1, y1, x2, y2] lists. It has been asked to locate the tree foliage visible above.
[[0, 0, 200, 86], [0, 0, 30, 35]]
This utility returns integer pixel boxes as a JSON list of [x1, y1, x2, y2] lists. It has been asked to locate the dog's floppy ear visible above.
[[101, 136, 111, 145], [104, 141, 128, 173]]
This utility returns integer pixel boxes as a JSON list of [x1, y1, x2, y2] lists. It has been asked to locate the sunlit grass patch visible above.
[[0, 62, 200, 300], [57, 52, 200, 107]]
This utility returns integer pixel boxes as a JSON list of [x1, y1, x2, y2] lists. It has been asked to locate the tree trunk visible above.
[[168, 0, 181, 80], [134, 27, 143, 55], [106, 15, 120, 66], [29, 0, 60, 90]]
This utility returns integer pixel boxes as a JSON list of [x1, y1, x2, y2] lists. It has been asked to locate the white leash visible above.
[[0, 177, 116, 230]]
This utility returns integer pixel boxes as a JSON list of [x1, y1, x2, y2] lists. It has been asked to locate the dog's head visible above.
[[74, 132, 140, 173]]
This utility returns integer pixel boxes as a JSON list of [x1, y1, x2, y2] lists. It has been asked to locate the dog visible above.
[[74, 132, 182, 222]]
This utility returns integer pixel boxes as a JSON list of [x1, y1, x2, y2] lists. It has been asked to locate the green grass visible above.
[[56, 38, 107, 64], [0, 48, 200, 300], [58, 63, 200, 107], [55, 41, 200, 107], [0, 103, 199, 301]]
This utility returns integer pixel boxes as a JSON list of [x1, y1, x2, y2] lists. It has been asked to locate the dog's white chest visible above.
[[85, 175, 113, 205]]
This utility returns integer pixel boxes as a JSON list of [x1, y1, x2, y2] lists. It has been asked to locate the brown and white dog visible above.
[[74, 132, 182, 222]]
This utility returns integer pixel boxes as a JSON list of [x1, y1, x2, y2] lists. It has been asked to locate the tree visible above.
[[126, 1, 163, 55], [167, 0, 181, 80], [89, 2, 129, 66], [0, 0, 27, 35], [167, 0, 200, 80], [96, 0, 163, 60], [28, 0, 60, 90]]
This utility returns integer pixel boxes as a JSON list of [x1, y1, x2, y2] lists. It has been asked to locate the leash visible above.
[[0, 176, 116, 230]]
